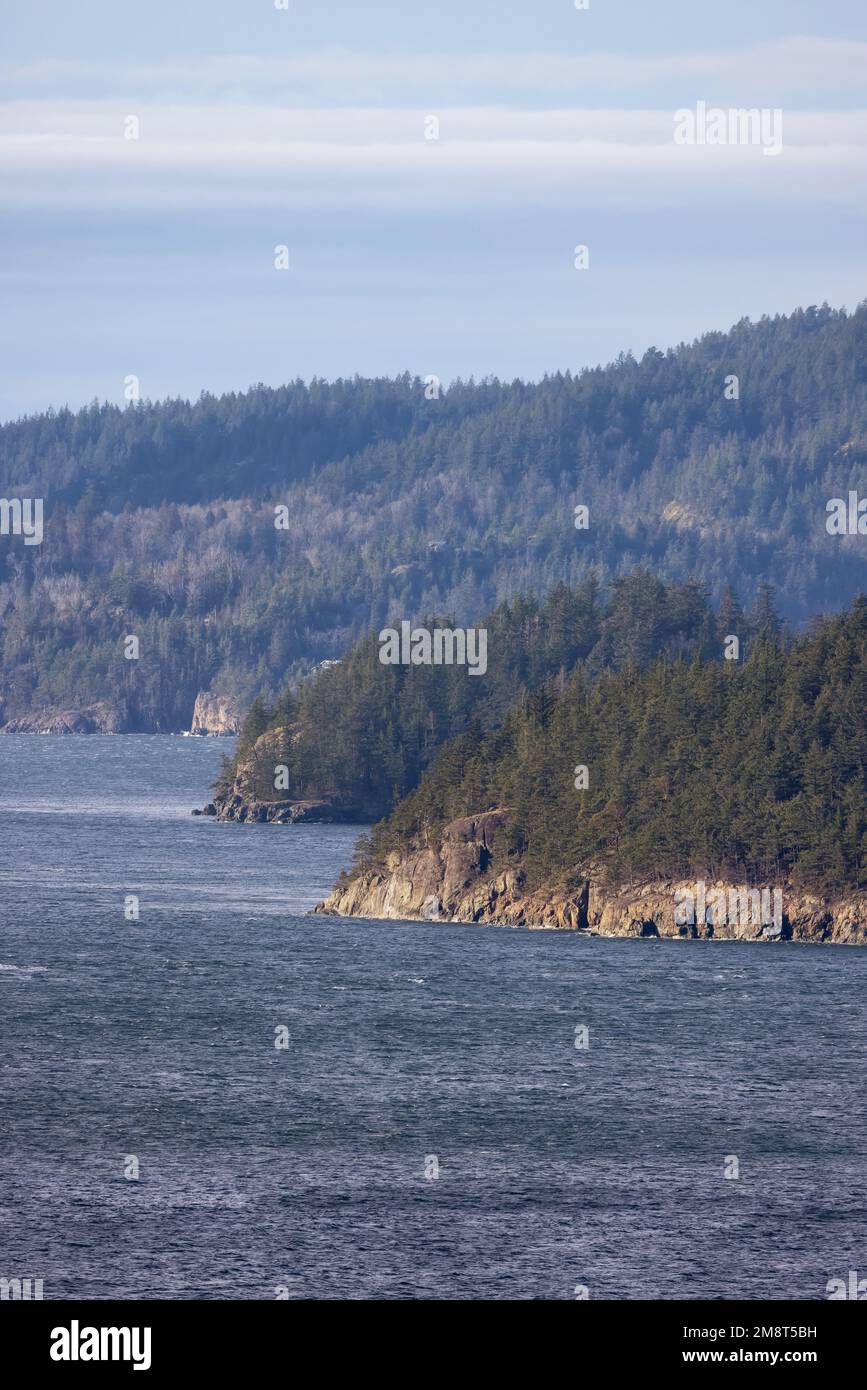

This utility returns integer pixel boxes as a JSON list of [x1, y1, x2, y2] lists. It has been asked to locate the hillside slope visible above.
[[3, 302, 866, 730], [211, 572, 784, 822]]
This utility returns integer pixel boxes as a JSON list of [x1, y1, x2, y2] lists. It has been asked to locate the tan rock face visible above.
[[314, 810, 867, 946], [190, 691, 243, 735]]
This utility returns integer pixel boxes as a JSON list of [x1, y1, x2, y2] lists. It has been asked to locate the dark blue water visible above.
[[0, 735, 865, 1300]]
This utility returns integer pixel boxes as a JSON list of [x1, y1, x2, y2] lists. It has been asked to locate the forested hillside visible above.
[[355, 599, 867, 899], [215, 572, 784, 820], [2, 302, 865, 730]]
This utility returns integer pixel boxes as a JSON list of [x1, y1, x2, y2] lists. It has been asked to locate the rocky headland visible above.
[[314, 808, 867, 945], [198, 723, 366, 823]]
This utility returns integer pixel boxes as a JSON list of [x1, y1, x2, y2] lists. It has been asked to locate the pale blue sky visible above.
[[2, 1, 865, 418]]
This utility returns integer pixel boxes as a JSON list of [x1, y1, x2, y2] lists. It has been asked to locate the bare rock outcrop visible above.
[[315, 809, 867, 946], [189, 691, 243, 735]]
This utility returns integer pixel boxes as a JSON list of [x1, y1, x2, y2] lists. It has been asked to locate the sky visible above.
[[1, 0, 866, 418]]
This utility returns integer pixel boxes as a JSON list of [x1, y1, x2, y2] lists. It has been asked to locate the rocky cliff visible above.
[[314, 808, 867, 945], [189, 691, 243, 735]]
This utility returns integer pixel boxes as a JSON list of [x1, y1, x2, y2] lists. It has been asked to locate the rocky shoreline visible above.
[[0, 701, 131, 734], [195, 796, 364, 824], [314, 808, 867, 945], [0, 689, 243, 736]]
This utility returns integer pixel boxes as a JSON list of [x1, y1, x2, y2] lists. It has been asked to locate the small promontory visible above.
[[315, 809, 867, 945]]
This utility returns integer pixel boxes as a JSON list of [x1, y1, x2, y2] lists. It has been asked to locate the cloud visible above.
[[1, 37, 866, 105], [2, 37, 864, 215], [0, 101, 864, 212]]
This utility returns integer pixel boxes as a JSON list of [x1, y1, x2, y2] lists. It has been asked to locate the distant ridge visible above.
[[2, 302, 865, 731]]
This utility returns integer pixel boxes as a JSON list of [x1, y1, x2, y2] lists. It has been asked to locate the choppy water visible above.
[[0, 734, 864, 1300]]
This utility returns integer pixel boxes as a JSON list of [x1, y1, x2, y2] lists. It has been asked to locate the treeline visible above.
[[217, 572, 785, 819], [358, 599, 867, 898], [2, 302, 866, 727]]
